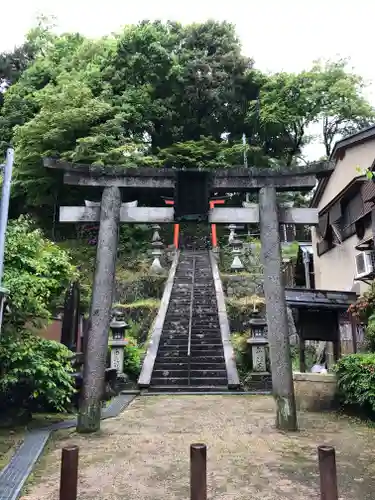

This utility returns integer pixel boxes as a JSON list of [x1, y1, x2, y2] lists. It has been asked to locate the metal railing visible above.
[[187, 256, 197, 386]]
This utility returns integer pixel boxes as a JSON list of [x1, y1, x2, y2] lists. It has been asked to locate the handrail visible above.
[[187, 256, 197, 386]]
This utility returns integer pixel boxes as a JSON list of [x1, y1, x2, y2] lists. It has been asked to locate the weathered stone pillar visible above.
[[259, 186, 297, 431], [77, 186, 121, 433]]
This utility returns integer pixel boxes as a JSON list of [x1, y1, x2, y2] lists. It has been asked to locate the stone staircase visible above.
[[149, 250, 230, 392]]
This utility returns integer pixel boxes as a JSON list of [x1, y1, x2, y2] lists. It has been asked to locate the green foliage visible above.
[[347, 281, 375, 351], [115, 299, 160, 343], [0, 330, 75, 415], [365, 313, 375, 352], [219, 240, 263, 275], [231, 332, 253, 380], [0, 19, 373, 214], [123, 337, 143, 380], [289, 344, 317, 372], [335, 353, 375, 413], [231, 331, 271, 387], [247, 59, 375, 163], [115, 270, 165, 302], [312, 59, 375, 156], [348, 280, 375, 322], [157, 137, 270, 169], [3, 216, 76, 326]]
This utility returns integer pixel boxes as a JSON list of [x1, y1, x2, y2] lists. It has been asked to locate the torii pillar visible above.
[[259, 187, 297, 431], [77, 186, 121, 433]]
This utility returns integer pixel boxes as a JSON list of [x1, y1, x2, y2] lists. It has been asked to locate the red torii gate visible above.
[[163, 197, 226, 249]]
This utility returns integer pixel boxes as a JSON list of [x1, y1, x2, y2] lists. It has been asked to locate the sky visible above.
[[1, 0, 375, 160]]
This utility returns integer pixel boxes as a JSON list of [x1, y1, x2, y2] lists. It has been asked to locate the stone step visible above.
[[153, 362, 189, 370], [190, 362, 227, 370], [147, 385, 229, 393], [154, 356, 225, 366], [153, 369, 227, 378], [161, 327, 221, 333], [190, 349, 223, 356], [159, 339, 188, 346], [190, 329, 222, 335], [190, 338, 222, 344], [159, 340, 222, 349], [151, 377, 189, 385], [160, 334, 221, 341], [151, 377, 228, 386], [158, 342, 222, 351]]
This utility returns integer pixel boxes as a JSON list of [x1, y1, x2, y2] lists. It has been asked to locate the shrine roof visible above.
[[285, 287, 357, 310]]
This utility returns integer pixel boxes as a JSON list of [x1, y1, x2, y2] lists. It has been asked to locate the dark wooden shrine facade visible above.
[[285, 288, 358, 372]]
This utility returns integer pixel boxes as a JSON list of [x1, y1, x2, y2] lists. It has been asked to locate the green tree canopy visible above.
[[247, 60, 375, 164], [0, 19, 373, 212]]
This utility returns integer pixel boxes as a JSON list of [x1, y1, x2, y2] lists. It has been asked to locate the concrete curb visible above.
[[209, 251, 240, 390], [138, 251, 180, 388]]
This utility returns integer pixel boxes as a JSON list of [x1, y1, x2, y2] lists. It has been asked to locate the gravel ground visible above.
[[20, 395, 375, 500]]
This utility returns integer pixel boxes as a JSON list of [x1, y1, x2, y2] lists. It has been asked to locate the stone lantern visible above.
[[108, 310, 130, 380], [151, 224, 161, 242], [228, 224, 236, 244], [230, 234, 244, 272], [247, 313, 269, 373], [150, 227, 164, 274]]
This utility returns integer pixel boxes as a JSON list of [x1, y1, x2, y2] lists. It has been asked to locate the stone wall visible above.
[[114, 274, 166, 304], [221, 273, 263, 298], [293, 372, 337, 411]]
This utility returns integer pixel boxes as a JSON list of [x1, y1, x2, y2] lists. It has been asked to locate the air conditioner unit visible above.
[[355, 250, 375, 279]]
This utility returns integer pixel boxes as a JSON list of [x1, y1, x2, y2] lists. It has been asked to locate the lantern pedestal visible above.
[[247, 315, 271, 386], [108, 338, 129, 380], [247, 337, 269, 373], [109, 311, 130, 382]]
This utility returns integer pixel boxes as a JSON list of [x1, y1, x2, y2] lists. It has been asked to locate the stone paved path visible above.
[[0, 395, 136, 500], [21, 395, 375, 500]]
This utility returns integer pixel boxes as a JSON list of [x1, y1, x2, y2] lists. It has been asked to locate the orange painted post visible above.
[[210, 201, 217, 248], [174, 223, 180, 249], [164, 199, 179, 249], [210, 199, 225, 248]]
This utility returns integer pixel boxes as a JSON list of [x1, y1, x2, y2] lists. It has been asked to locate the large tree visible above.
[[313, 59, 375, 156], [247, 60, 375, 164], [1, 20, 374, 213], [4, 20, 261, 208]]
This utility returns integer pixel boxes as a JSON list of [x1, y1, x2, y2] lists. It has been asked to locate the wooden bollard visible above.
[[318, 445, 338, 500], [190, 443, 207, 500], [59, 445, 79, 500]]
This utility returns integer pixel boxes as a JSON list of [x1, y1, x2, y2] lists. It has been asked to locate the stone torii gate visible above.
[[45, 158, 331, 433]]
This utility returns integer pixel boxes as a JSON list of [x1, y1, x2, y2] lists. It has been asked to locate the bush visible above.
[[226, 296, 266, 333], [231, 332, 252, 376], [115, 274, 166, 303], [4, 216, 76, 326], [115, 299, 160, 343], [348, 281, 375, 322], [123, 338, 143, 380], [290, 344, 317, 371], [0, 331, 75, 417], [335, 353, 375, 413]]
